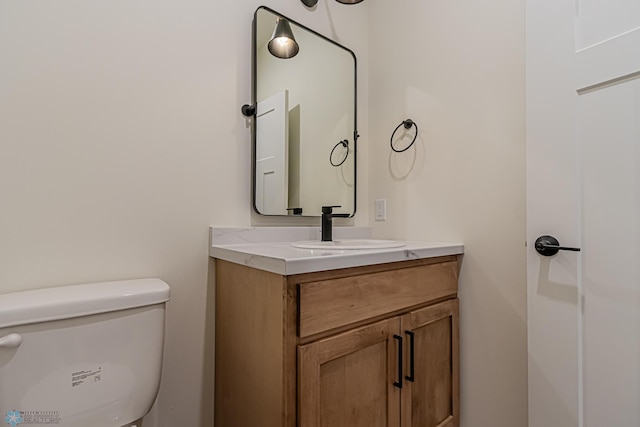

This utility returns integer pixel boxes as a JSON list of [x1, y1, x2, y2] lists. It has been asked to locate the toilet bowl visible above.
[[0, 278, 170, 427]]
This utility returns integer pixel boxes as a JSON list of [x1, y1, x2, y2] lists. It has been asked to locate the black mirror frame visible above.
[[248, 6, 358, 218]]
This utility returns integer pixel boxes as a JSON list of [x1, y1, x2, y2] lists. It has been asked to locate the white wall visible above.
[[0, 1, 368, 426], [368, 1, 527, 426]]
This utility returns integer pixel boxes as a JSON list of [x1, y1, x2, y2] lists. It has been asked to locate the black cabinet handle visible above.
[[535, 235, 581, 257], [405, 331, 415, 382], [393, 335, 403, 389]]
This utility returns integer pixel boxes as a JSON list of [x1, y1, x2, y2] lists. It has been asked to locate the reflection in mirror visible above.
[[252, 7, 357, 217]]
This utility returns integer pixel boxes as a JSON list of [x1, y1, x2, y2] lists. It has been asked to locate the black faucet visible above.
[[321, 205, 350, 242]]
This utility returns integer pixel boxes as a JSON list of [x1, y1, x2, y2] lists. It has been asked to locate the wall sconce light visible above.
[[301, 0, 364, 6], [268, 17, 300, 59]]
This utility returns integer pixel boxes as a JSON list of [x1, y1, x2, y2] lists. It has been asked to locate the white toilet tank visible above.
[[0, 278, 170, 427]]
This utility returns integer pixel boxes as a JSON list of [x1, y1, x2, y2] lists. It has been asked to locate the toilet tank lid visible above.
[[0, 278, 170, 328]]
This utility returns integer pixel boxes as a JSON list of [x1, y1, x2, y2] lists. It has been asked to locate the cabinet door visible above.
[[298, 317, 402, 427], [401, 299, 460, 427]]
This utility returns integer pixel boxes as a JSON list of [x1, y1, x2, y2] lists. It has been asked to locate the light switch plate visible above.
[[375, 199, 386, 221]]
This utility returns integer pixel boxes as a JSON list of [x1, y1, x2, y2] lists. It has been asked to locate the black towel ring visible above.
[[330, 140, 349, 167], [390, 119, 418, 153]]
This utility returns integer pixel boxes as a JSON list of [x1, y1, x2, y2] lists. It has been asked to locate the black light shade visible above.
[[268, 18, 299, 59], [335, 0, 365, 3]]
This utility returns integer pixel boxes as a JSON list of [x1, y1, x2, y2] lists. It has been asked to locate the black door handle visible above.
[[393, 335, 403, 389], [535, 235, 581, 257]]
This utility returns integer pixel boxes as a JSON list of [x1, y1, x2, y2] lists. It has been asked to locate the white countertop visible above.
[[210, 227, 464, 275]]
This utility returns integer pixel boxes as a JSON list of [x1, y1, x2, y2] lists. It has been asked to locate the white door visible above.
[[255, 90, 289, 215], [527, 1, 640, 426]]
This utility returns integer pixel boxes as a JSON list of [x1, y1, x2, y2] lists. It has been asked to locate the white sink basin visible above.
[[291, 239, 406, 250]]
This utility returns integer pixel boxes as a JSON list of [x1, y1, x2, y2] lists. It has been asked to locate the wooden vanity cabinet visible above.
[[214, 255, 460, 427]]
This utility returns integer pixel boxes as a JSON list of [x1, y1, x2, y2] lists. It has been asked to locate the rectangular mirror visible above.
[[251, 6, 357, 217]]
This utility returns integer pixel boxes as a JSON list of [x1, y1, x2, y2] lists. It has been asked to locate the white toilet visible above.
[[0, 278, 170, 427]]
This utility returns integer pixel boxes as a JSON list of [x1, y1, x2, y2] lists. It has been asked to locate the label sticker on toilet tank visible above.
[[4, 410, 61, 425], [71, 367, 102, 387]]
